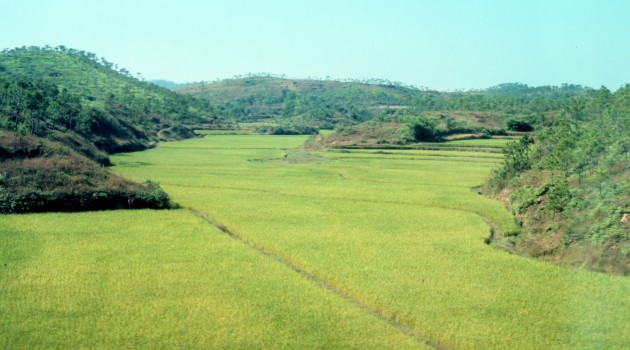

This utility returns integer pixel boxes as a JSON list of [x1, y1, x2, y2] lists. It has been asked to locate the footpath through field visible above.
[[189, 208, 444, 349]]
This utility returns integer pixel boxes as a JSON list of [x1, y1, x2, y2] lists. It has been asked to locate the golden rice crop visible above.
[[0, 210, 429, 349], [2, 135, 628, 349], [107, 135, 629, 349]]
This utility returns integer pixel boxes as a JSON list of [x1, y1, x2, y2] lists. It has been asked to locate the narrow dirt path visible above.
[[189, 208, 448, 350]]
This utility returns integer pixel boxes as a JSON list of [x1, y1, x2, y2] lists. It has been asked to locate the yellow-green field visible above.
[[1, 135, 629, 349], [0, 210, 425, 349]]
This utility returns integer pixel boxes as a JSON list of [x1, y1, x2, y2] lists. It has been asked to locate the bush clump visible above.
[[400, 117, 441, 142], [0, 183, 172, 213], [256, 124, 319, 135], [505, 116, 534, 132]]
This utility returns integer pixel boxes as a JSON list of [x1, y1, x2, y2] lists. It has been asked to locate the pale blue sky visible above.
[[3, 0, 629, 90]]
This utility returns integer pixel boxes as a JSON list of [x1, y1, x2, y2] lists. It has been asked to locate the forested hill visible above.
[[178, 76, 590, 129], [0, 46, 221, 213], [177, 76, 418, 128], [0, 46, 222, 154]]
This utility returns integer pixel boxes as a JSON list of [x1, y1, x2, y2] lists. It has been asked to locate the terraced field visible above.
[[1, 135, 629, 349]]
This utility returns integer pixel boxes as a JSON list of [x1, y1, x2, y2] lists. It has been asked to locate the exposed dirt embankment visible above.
[[486, 185, 630, 276]]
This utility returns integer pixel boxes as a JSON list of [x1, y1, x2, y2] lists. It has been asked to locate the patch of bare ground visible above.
[[488, 189, 630, 275]]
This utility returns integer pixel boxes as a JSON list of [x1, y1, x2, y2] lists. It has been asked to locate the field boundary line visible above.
[[188, 208, 448, 350], [180, 184, 507, 236]]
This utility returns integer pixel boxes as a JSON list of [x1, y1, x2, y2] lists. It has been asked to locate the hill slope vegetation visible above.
[[0, 46, 218, 212], [484, 86, 630, 274], [179, 76, 589, 133], [0, 131, 173, 213], [0, 46, 221, 154]]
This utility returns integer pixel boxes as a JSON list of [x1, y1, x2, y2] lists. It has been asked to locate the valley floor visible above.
[[1, 135, 628, 349]]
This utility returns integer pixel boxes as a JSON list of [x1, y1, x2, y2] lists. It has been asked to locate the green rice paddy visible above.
[[1, 135, 629, 349]]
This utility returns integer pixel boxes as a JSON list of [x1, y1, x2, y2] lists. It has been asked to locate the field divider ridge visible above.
[[177, 183, 512, 238], [188, 208, 448, 350]]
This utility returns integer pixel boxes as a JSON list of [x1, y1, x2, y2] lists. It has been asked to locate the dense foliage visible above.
[[254, 123, 319, 135], [0, 46, 212, 213], [487, 86, 630, 274], [0, 77, 112, 163], [399, 116, 442, 142], [178, 76, 407, 128], [0, 46, 221, 153]]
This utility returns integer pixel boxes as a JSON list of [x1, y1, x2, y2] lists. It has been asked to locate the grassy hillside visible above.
[[485, 86, 630, 274], [324, 112, 515, 148]]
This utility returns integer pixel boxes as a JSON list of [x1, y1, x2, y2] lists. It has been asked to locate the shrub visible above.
[[0, 132, 174, 213], [262, 124, 319, 135], [400, 116, 441, 142], [509, 186, 546, 214], [547, 180, 572, 213], [134, 180, 172, 209], [0, 183, 173, 213], [506, 117, 534, 132]]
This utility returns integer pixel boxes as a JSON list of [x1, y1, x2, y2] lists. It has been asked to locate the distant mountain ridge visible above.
[[177, 75, 591, 130], [176, 75, 419, 127]]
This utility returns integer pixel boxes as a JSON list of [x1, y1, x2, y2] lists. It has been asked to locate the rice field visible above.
[[0, 210, 424, 349], [2, 134, 629, 349]]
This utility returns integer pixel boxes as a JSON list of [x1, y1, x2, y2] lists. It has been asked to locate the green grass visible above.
[[319, 148, 504, 164], [2, 135, 629, 349], [438, 138, 512, 147], [324, 147, 505, 157], [194, 129, 254, 135]]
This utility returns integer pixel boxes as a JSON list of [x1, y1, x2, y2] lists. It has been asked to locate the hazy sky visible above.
[[3, 0, 629, 90]]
